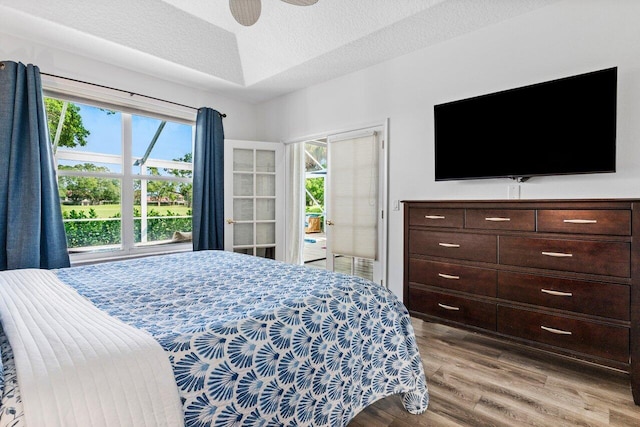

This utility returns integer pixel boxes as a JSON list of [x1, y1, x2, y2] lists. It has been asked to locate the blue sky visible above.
[[68, 103, 193, 169]]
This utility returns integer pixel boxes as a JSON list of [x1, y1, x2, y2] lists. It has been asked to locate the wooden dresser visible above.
[[403, 199, 640, 404]]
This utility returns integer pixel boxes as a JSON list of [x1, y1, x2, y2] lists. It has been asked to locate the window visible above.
[[47, 96, 194, 261]]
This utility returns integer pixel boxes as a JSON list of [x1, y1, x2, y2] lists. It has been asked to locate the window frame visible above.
[[43, 79, 197, 265]]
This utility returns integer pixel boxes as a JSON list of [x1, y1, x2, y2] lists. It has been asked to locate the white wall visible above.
[[255, 0, 640, 299], [0, 33, 259, 140]]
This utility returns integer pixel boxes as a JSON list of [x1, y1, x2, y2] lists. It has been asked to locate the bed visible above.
[[0, 250, 428, 426]]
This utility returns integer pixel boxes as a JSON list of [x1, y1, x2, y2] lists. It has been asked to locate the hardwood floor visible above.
[[349, 318, 640, 426]]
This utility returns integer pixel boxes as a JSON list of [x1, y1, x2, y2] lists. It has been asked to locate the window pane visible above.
[[234, 149, 253, 172], [60, 178, 122, 252], [234, 174, 253, 196], [132, 115, 193, 177], [47, 96, 195, 258], [332, 256, 373, 281], [234, 223, 254, 246], [48, 98, 123, 174], [234, 248, 253, 255], [256, 223, 275, 245], [256, 247, 276, 259], [256, 199, 275, 221], [234, 199, 254, 221], [256, 174, 275, 196], [256, 150, 275, 172], [304, 142, 327, 173], [134, 179, 192, 245], [58, 174, 121, 206]]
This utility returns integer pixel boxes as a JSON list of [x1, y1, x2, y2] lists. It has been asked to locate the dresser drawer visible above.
[[409, 208, 464, 228], [466, 209, 535, 231], [409, 231, 497, 262], [409, 258, 496, 296], [498, 271, 629, 321], [537, 209, 631, 236], [499, 236, 630, 278], [497, 306, 629, 363], [409, 287, 496, 330]]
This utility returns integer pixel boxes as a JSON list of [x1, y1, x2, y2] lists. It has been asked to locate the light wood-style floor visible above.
[[350, 318, 640, 426]]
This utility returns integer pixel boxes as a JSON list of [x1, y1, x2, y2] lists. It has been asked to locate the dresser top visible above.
[[402, 199, 640, 209]]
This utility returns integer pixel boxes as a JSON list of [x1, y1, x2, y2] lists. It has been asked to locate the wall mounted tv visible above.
[[434, 67, 617, 181]]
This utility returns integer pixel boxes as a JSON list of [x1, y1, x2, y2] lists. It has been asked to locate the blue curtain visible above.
[[0, 61, 70, 270], [192, 107, 225, 251]]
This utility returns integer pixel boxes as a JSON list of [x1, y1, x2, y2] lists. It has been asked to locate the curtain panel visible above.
[[192, 107, 225, 251], [0, 61, 70, 270], [285, 142, 304, 264]]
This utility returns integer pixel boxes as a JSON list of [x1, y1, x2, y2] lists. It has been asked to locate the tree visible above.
[[305, 177, 324, 207], [165, 153, 193, 207], [45, 98, 90, 148], [58, 164, 120, 204], [166, 152, 193, 178], [304, 143, 326, 210], [145, 167, 178, 206]]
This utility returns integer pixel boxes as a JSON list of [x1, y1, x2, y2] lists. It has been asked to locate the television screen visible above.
[[434, 67, 617, 181]]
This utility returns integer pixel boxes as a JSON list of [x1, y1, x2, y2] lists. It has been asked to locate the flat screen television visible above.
[[434, 67, 617, 181]]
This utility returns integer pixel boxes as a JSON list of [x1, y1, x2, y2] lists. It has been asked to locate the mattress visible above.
[[0, 250, 428, 426]]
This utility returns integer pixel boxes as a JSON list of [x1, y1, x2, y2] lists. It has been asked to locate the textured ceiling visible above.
[[0, 0, 561, 103]]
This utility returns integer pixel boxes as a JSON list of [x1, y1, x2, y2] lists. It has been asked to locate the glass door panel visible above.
[[233, 223, 254, 246], [256, 174, 275, 196], [233, 149, 254, 171], [234, 174, 253, 196], [233, 199, 254, 221], [224, 141, 283, 260], [256, 223, 276, 245], [256, 150, 276, 172], [256, 199, 275, 220]]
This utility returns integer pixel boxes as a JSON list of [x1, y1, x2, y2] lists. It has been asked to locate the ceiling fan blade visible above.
[[229, 0, 261, 26], [281, 0, 318, 5]]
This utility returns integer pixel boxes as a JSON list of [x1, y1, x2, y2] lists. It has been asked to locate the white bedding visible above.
[[0, 269, 183, 427]]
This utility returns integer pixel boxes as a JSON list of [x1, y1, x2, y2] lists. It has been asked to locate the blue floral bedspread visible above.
[[0, 327, 22, 427], [53, 250, 428, 426]]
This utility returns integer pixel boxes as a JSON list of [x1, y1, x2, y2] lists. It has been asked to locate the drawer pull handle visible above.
[[541, 289, 573, 297], [541, 251, 573, 258], [563, 219, 597, 224], [485, 217, 511, 222], [438, 303, 460, 311], [439, 243, 460, 248], [425, 215, 446, 219], [438, 273, 460, 280], [541, 325, 572, 335]]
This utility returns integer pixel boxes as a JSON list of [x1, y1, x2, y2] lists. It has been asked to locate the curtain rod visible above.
[[40, 72, 227, 118]]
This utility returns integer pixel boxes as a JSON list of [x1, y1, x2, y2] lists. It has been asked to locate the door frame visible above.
[[285, 119, 389, 288]]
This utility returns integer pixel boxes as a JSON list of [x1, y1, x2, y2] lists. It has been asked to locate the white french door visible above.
[[224, 140, 285, 260], [325, 128, 386, 285]]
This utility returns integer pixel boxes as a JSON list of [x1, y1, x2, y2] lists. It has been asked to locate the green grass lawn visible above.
[[61, 204, 192, 218]]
